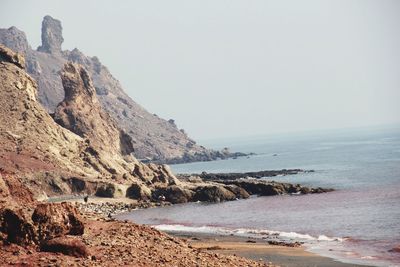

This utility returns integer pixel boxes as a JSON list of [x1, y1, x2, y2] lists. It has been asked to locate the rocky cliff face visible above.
[[54, 62, 135, 157], [0, 44, 178, 199], [0, 16, 241, 163], [37, 15, 63, 54]]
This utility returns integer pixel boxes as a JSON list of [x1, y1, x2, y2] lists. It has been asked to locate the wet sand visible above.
[[171, 232, 373, 267]]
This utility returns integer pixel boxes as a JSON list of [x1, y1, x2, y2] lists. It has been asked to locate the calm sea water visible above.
[[118, 126, 400, 266]]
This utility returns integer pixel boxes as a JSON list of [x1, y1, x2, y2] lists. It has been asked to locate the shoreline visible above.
[[168, 232, 373, 267], [68, 197, 379, 267]]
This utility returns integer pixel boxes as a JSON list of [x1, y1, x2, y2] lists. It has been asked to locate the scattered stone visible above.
[[267, 240, 302, 247], [40, 237, 88, 257]]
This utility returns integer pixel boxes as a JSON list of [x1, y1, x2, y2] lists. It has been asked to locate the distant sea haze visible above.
[[118, 126, 400, 266]]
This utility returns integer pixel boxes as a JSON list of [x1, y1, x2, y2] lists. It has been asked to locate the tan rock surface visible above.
[[0, 44, 178, 199]]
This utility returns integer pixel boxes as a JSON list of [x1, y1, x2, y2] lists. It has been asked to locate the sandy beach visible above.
[[171, 232, 372, 267]]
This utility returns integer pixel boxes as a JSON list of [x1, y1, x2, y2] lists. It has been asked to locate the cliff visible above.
[[0, 15, 245, 164], [0, 44, 179, 200]]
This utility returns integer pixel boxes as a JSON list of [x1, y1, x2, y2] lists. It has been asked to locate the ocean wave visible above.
[[154, 224, 343, 243]]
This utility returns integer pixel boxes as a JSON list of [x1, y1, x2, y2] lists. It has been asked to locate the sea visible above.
[[118, 126, 400, 266]]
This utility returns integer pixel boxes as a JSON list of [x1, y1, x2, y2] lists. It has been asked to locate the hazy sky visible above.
[[1, 0, 399, 139]]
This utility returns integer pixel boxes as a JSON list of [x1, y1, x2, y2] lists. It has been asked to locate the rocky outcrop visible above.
[[54, 62, 134, 157], [0, 44, 178, 198], [0, 45, 25, 68], [0, 202, 84, 246], [193, 169, 311, 181], [193, 186, 237, 202], [95, 183, 124, 198], [0, 26, 30, 55], [0, 171, 34, 206], [0, 16, 246, 164], [0, 46, 333, 207], [37, 15, 63, 54], [164, 150, 249, 165], [219, 180, 334, 196], [154, 185, 195, 204], [0, 207, 37, 246], [126, 182, 152, 200], [0, 44, 100, 196], [223, 184, 250, 199], [32, 203, 84, 241]]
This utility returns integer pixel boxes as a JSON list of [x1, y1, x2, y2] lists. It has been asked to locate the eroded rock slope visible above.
[[0, 15, 244, 163], [0, 44, 177, 199]]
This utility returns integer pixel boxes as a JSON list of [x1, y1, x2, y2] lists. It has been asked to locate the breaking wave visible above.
[[154, 224, 344, 243]]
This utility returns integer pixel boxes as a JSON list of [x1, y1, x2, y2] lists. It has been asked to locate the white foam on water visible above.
[[152, 224, 397, 266], [361, 256, 377, 259], [153, 224, 343, 243], [278, 231, 315, 240]]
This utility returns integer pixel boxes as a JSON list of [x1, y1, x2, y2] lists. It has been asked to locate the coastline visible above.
[[65, 196, 381, 267], [169, 232, 373, 267]]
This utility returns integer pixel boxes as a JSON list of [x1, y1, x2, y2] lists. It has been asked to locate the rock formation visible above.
[[0, 26, 326, 267], [54, 62, 135, 157], [0, 15, 246, 164], [0, 44, 179, 199], [0, 45, 333, 205], [37, 15, 63, 54], [0, 201, 85, 248]]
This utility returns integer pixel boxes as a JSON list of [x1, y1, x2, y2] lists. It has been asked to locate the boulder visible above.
[[40, 236, 89, 257], [126, 183, 152, 200], [155, 185, 194, 204], [311, 187, 334, 194], [224, 185, 250, 199], [0, 207, 36, 246], [31, 202, 84, 241], [193, 185, 236, 202], [300, 187, 311, 194]]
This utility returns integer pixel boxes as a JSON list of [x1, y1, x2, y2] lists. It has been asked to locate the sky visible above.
[[1, 0, 399, 140]]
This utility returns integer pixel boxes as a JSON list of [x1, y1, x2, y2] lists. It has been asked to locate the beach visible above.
[[172, 232, 372, 267]]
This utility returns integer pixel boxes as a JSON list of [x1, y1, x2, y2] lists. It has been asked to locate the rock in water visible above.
[[154, 185, 195, 204], [193, 186, 237, 202]]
